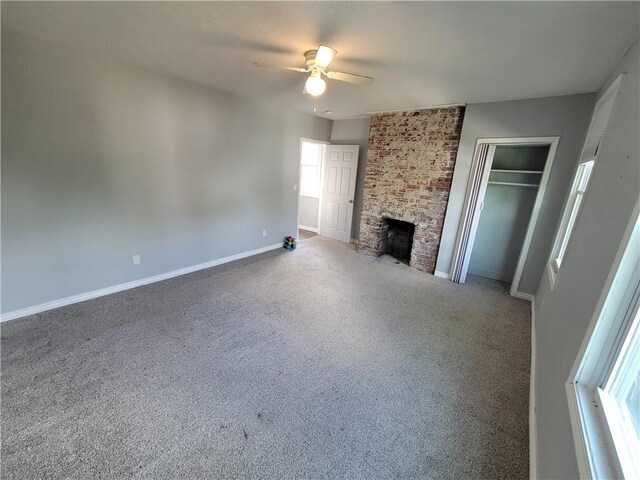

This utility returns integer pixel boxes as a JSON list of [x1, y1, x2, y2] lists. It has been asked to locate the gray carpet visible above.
[[1, 236, 531, 479]]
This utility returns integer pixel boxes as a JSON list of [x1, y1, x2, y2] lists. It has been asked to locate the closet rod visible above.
[[487, 181, 539, 188]]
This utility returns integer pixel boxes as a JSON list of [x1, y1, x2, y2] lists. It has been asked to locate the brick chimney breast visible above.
[[357, 107, 465, 273]]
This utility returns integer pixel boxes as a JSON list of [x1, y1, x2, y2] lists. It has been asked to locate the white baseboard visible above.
[[514, 291, 535, 302], [298, 225, 318, 233], [530, 300, 538, 480], [434, 270, 450, 279], [1, 242, 282, 323]]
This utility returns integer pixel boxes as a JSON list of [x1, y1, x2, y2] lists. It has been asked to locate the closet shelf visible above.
[[490, 169, 543, 174], [487, 181, 539, 188]]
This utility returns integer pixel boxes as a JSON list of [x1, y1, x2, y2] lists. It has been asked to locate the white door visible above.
[[319, 145, 359, 243]]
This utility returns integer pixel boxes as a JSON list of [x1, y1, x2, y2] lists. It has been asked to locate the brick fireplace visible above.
[[357, 107, 465, 273]]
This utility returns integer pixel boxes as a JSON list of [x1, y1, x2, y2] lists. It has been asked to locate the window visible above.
[[568, 201, 640, 479], [600, 305, 640, 479], [300, 141, 323, 198], [548, 75, 622, 288], [551, 160, 594, 272]]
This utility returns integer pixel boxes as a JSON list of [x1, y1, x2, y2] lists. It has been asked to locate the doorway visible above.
[[297, 138, 326, 239], [450, 137, 559, 298], [297, 140, 360, 244]]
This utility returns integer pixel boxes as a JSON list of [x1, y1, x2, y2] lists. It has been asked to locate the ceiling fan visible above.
[[254, 45, 374, 96]]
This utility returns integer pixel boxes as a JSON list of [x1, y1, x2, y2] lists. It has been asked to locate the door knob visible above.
[[349, 200, 353, 203]]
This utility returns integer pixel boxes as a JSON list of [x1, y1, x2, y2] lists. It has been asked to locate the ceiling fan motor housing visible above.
[[304, 50, 318, 68]]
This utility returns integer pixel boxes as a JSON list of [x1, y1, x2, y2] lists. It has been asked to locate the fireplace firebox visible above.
[[383, 218, 415, 265]]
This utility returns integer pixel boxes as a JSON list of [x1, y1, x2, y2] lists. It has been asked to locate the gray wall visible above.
[[1, 29, 332, 314], [298, 196, 319, 230], [330, 117, 371, 240], [534, 41, 639, 479], [436, 94, 595, 295]]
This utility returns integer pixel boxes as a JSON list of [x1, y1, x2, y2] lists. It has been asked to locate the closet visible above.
[[468, 145, 550, 283]]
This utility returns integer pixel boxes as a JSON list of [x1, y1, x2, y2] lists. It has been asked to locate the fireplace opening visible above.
[[383, 218, 415, 265]]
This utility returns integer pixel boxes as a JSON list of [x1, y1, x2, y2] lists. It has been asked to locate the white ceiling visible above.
[[2, 2, 638, 119]]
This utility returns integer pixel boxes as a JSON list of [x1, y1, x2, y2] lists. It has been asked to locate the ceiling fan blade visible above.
[[314, 45, 337, 68], [325, 70, 374, 86], [253, 63, 307, 73]]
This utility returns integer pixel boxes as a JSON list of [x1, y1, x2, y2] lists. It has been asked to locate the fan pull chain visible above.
[[314, 96, 317, 113]]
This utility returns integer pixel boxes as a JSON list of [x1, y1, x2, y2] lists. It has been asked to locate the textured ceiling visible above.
[[2, 2, 638, 119]]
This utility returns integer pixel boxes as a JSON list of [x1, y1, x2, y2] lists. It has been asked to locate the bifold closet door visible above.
[[450, 144, 495, 283]]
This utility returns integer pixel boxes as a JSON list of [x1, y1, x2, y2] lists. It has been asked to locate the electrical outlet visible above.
[[133, 255, 141, 265], [294, 184, 297, 191], [262, 230, 267, 237]]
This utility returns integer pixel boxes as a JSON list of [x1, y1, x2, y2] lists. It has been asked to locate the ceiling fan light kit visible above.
[[305, 72, 326, 96], [254, 44, 373, 103]]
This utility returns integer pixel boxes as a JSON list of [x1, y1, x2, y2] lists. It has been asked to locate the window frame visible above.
[[566, 198, 640, 479], [597, 309, 640, 480], [299, 139, 325, 199], [548, 75, 623, 289], [550, 160, 595, 274]]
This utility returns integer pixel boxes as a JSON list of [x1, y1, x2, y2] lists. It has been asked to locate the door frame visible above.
[[297, 138, 329, 240], [450, 136, 559, 299]]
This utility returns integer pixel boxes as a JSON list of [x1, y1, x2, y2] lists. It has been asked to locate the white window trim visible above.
[[299, 139, 326, 199], [552, 160, 594, 270], [547, 74, 623, 290], [566, 198, 640, 479]]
